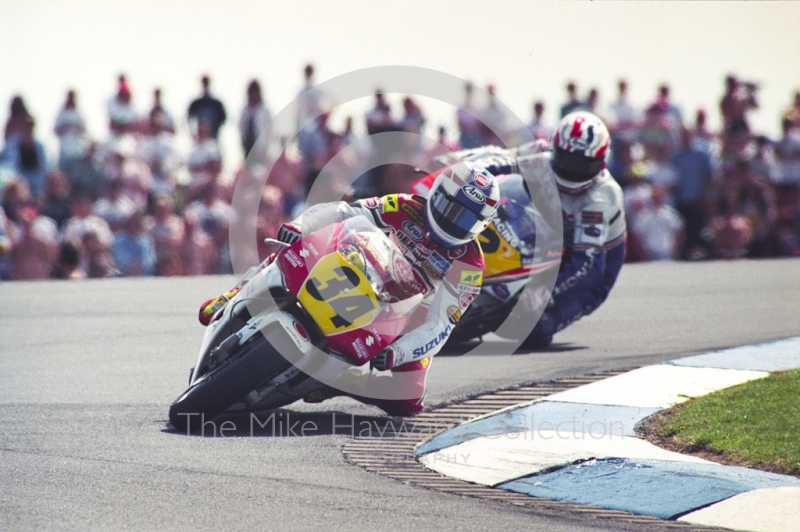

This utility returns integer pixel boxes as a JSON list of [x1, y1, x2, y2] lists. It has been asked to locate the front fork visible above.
[[189, 260, 287, 384]]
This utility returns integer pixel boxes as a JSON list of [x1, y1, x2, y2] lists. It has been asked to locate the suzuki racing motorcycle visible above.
[[411, 172, 562, 345], [169, 216, 426, 432]]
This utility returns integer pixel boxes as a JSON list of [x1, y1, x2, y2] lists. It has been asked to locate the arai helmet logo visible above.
[[566, 137, 589, 152], [564, 123, 594, 152], [402, 221, 425, 241], [463, 186, 486, 204], [293, 321, 309, 341]]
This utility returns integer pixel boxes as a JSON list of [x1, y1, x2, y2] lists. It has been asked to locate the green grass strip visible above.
[[663, 368, 800, 476]]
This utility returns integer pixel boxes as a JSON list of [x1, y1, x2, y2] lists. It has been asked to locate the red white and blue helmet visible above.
[[551, 111, 610, 193], [425, 161, 499, 248]]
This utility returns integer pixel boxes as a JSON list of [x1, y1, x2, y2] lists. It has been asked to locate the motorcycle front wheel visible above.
[[168, 327, 292, 433]]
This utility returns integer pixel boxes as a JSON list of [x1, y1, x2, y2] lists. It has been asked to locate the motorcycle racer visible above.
[[200, 161, 499, 415], [441, 111, 626, 348]]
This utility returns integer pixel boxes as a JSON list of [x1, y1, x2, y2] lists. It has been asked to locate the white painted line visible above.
[[545, 365, 768, 408], [670, 337, 800, 372], [678, 486, 800, 532], [419, 430, 710, 486]]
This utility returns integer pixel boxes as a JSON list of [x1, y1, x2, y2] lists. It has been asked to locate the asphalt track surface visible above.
[[1, 259, 798, 531]]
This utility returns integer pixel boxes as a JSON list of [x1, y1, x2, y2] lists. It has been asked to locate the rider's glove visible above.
[[277, 222, 303, 244], [371, 346, 405, 371]]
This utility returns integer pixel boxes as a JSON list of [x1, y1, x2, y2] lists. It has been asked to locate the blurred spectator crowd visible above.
[[597, 77, 800, 261], [1, 66, 799, 282]]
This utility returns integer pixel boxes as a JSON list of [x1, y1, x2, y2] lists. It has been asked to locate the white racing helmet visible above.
[[425, 161, 500, 248], [550, 111, 610, 193]]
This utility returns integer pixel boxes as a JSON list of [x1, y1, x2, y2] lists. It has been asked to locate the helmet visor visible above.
[[551, 148, 604, 183], [430, 189, 486, 241]]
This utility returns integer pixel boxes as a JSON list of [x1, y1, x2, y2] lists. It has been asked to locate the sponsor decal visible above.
[[299, 248, 310, 258], [463, 185, 486, 204], [492, 283, 511, 300], [458, 283, 481, 294], [474, 173, 490, 188], [391, 232, 410, 254], [402, 221, 425, 241], [447, 246, 467, 260], [283, 319, 310, 350], [395, 231, 414, 250], [352, 338, 369, 360], [293, 321, 309, 341], [422, 261, 443, 281], [447, 305, 461, 325], [383, 194, 399, 212], [566, 138, 589, 152], [419, 357, 430, 369], [412, 325, 451, 358], [495, 221, 520, 248], [459, 291, 476, 309], [584, 226, 602, 238], [427, 251, 450, 274], [363, 197, 381, 209], [305, 242, 320, 257], [412, 242, 432, 258], [581, 211, 603, 224], [459, 270, 483, 286], [401, 203, 424, 224], [459, 279, 482, 294], [284, 250, 303, 268], [365, 335, 375, 347], [247, 317, 264, 332]]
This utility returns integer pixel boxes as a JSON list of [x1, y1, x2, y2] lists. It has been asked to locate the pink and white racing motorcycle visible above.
[[169, 216, 426, 432]]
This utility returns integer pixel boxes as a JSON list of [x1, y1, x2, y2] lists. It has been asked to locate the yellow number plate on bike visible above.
[[297, 252, 381, 336], [478, 224, 523, 278]]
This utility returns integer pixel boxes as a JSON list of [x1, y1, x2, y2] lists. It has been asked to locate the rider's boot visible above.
[[357, 359, 427, 416], [198, 286, 241, 326]]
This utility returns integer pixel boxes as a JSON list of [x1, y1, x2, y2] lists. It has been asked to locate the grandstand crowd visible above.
[[1, 65, 799, 281]]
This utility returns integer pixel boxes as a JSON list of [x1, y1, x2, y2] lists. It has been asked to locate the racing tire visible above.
[[169, 333, 291, 433], [448, 309, 510, 345]]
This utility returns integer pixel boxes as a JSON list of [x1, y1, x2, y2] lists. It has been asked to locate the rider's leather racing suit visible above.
[[282, 193, 485, 413], [454, 145, 626, 347]]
